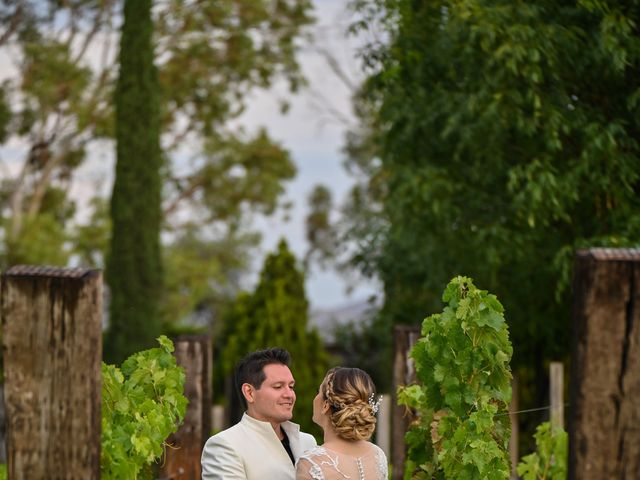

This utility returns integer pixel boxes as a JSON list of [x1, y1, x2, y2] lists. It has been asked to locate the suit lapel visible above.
[[282, 421, 302, 460], [242, 414, 292, 465]]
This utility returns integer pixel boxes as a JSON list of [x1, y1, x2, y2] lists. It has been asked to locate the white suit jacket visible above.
[[201, 413, 317, 480]]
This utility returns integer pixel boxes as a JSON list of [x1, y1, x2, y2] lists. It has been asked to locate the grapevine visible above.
[[517, 422, 567, 480], [101, 335, 188, 479], [399, 276, 513, 479]]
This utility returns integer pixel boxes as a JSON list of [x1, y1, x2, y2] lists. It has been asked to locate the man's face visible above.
[[244, 363, 296, 425]]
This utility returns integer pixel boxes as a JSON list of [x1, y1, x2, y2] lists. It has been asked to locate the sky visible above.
[[0, 0, 380, 311], [236, 0, 380, 310]]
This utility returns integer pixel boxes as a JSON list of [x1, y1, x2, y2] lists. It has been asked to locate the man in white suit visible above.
[[201, 347, 317, 479]]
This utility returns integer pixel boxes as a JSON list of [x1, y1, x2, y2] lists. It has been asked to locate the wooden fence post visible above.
[[1, 266, 102, 480], [392, 325, 421, 480], [569, 248, 640, 479], [376, 394, 391, 460], [159, 335, 212, 480], [211, 405, 225, 432], [509, 374, 519, 479], [549, 362, 564, 430], [0, 386, 6, 464]]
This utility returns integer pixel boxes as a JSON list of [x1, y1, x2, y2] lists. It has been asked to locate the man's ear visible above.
[[242, 383, 255, 404]]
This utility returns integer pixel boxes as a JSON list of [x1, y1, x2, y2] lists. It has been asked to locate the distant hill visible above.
[[309, 297, 382, 344]]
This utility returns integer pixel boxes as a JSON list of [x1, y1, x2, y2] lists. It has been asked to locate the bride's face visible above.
[[312, 380, 329, 428]]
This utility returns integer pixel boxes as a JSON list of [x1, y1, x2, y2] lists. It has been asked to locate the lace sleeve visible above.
[[374, 444, 388, 479], [295, 457, 323, 480]]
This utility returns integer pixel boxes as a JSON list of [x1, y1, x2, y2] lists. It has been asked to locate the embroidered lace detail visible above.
[[297, 445, 388, 480], [308, 463, 323, 480], [298, 447, 350, 479], [374, 446, 388, 478]]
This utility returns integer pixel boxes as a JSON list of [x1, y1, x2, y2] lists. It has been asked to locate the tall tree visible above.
[[0, 1, 312, 329], [335, 0, 640, 435], [217, 240, 330, 438], [0, 1, 116, 266], [105, 0, 162, 363]]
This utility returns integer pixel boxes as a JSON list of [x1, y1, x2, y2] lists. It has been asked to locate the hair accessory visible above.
[[368, 393, 383, 414]]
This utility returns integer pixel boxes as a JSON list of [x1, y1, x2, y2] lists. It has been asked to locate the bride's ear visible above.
[[322, 401, 330, 414]]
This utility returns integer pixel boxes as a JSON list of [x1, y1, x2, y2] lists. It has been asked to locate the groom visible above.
[[201, 347, 317, 479]]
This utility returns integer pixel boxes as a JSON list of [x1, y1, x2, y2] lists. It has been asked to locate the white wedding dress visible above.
[[296, 444, 388, 480]]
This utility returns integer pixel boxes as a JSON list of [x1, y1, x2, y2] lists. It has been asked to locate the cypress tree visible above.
[[105, 0, 162, 363], [220, 240, 329, 438]]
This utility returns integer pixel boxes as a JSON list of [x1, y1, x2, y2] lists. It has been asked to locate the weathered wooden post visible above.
[[569, 248, 640, 479], [392, 325, 421, 480], [1, 266, 102, 480], [549, 362, 564, 430], [376, 394, 391, 460], [159, 335, 212, 480], [509, 375, 519, 480]]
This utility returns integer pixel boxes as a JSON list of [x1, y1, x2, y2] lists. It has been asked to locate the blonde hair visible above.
[[322, 367, 377, 441]]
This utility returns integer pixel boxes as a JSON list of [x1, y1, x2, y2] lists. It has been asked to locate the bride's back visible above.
[[296, 367, 389, 480], [296, 444, 387, 480]]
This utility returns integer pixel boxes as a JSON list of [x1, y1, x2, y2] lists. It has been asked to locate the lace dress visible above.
[[295, 444, 388, 480]]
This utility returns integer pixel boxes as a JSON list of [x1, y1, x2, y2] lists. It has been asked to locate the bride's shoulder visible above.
[[371, 442, 388, 461], [368, 441, 386, 454], [299, 445, 329, 461]]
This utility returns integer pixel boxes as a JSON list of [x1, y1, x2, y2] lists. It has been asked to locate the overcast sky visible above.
[[237, 0, 380, 310]]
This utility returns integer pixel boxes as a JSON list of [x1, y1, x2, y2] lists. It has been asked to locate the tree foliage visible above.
[[161, 224, 260, 330], [217, 240, 330, 438], [105, 0, 162, 363], [0, 1, 117, 266], [337, 0, 640, 425], [0, 0, 312, 328], [304, 184, 337, 269], [330, 305, 387, 390]]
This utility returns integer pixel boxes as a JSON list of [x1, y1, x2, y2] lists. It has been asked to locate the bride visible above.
[[296, 367, 388, 480]]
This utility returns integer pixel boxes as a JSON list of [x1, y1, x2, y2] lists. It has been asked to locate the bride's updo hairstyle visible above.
[[322, 367, 378, 441]]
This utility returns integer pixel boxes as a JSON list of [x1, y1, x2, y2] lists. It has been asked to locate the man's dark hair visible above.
[[235, 347, 291, 408]]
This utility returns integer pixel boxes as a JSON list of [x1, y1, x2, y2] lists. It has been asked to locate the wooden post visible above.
[[376, 394, 391, 460], [211, 405, 226, 432], [549, 362, 564, 430], [1, 266, 102, 480], [392, 325, 421, 480], [509, 374, 519, 479], [0, 386, 6, 464], [569, 249, 640, 479], [159, 335, 212, 480]]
